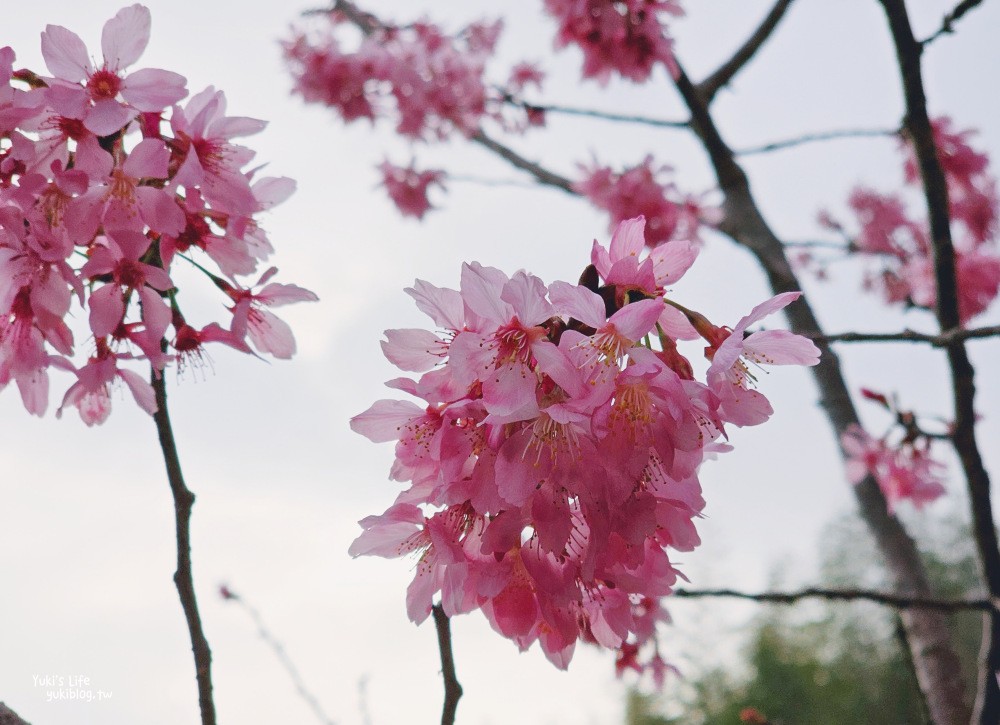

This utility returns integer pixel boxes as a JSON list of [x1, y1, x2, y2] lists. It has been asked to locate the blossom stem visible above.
[[431, 604, 462, 725], [151, 372, 217, 725]]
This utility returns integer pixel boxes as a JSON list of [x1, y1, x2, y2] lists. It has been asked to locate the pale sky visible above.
[[1, 1, 998, 724]]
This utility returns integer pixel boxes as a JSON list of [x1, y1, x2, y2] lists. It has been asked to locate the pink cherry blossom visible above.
[[544, 0, 682, 84], [379, 160, 446, 219], [40, 4, 187, 136]]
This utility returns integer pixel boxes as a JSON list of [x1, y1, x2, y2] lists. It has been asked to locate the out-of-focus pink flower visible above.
[[577, 157, 707, 247], [842, 424, 946, 512], [544, 0, 683, 84], [379, 161, 446, 219]]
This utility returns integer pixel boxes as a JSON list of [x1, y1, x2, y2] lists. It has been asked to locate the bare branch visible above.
[[674, 587, 994, 612], [671, 51, 970, 724], [432, 605, 462, 725], [922, 0, 987, 45], [878, 1, 1000, 720], [221, 586, 336, 725], [152, 374, 216, 725], [471, 131, 576, 193], [696, 0, 797, 103], [819, 324, 1000, 346], [734, 127, 899, 155], [504, 97, 687, 129], [0, 704, 31, 725]]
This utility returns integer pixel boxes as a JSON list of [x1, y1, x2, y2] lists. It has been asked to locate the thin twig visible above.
[[734, 127, 899, 155], [152, 374, 216, 725], [432, 605, 462, 725], [504, 97, 687, 129], [673, 587, 994, 612], [471, 131, 576, 193], [921, 0, 987, 45], [696, 0, 797, 103], [819, 324, 1000, 346], [221, 586, 336, 725], [878, 2, 1000, 721], [449, 174, 541, 189]]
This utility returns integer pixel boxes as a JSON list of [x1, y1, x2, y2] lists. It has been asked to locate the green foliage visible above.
[[626, 513, 983, 725]]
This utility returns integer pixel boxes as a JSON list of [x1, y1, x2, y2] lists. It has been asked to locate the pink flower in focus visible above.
[[379, 161, 446, 220], [40, 4, 187, 136], [221, 267, 319, 359]]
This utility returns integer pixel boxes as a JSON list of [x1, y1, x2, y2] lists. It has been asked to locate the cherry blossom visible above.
[[0, 6, 314, 421], [351, 217, 819, 671]]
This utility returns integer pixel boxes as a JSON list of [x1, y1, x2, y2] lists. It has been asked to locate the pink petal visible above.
[[252, 176, 296, 209], [461, 262, 511, 323], [657, 305, 698, 341], [405, 279, 465, 330], [102, 5, 151, 70], [256, 282, 318, 306], [734, 292, 802, 333], [118, 367, 157, 414], [247, 308, 296, 358], [381, 328, 445, 372], [121, 68, 188, 112], [124, 138, 170, 178], [609, 216, 646, 262], [548, 280, 605, 329], [211, 115, 267, 139], [41, 25, 92, 82], [608, 298, 663, 341], [88, 283, 124, 338], [136, 187, 185, 237], [651, 239, 698, 285], [84, 99, 136, 136], [743, 329, 820, 366], [501, 271, 552, 326], [350, 399, 423, 443]]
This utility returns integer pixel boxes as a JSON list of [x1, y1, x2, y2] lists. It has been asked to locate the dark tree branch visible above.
[[670, 53, 970, 724], [152, 374, 216, 725], [734, 126, 899, 155], [922, 0, 987, 45], [471, 131, 576, 193], [0, 704, 31, 725], [877, 2, 1000, 721], [221, 586, 336, 725], [674, 587, 994, 612], [696, 0, 797, 103], [819, 324, 1000, 346], [432, 605, 462, 725]]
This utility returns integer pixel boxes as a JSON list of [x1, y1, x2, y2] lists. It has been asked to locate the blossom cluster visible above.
[[351, 216, 819, 672], [819, 116, 1000, 322], [0, 5, 315, 424], [577, 156, 713, 247], [841, 389, 947, 511], [543, 0, 683, 84]]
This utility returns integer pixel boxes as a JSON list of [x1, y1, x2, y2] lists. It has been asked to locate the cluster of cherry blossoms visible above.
[[0, 5, 315, 424], [351, 216, 820, 674], [544, 0, 683, 84], [841, 389, 947, 512], [284, 2, 711, 239], [817, 116, 1000, 323], [577, 156, 713, 247]]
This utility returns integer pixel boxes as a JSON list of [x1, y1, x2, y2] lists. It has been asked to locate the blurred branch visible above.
[[734, 127, 899, 155], [0, 704, 31, 725], [221, 585, 336, 725], [432, 605, 462, 725], [471, 131, 576, 193], [696, 0, 797, 103], [152, 374, 216, 725], [819, 325, 1000, 346], [921, 0, 987, 45], [504, 97, 687, 128], [674, 587, 994, 612], [878, 1, 1000, 720]]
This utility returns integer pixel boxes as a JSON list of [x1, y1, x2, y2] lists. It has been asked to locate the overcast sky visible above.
[[1, 1, 999, 724]]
